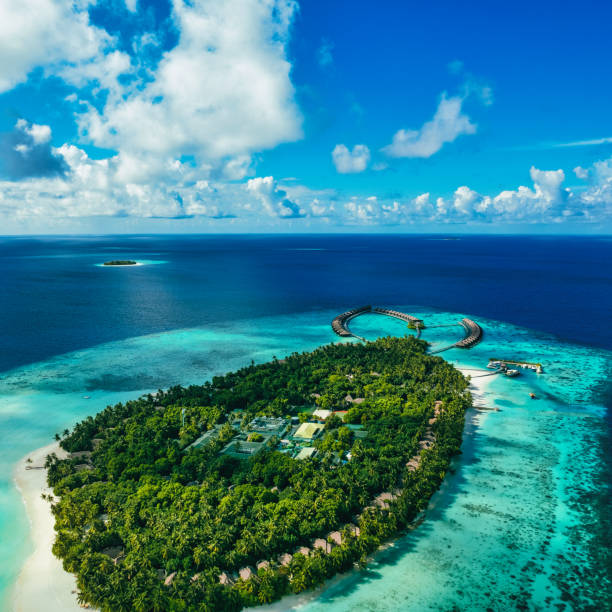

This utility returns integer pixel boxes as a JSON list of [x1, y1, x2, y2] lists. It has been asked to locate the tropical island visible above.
[[45, 336, 471, 610], [102, 260, 138, 266]]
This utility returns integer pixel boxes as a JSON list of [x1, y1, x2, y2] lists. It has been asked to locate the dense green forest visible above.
[[47, 337, 471, 611]]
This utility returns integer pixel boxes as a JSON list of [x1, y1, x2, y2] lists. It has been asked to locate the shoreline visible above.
[[12, 442, 82, 612], [10, 365, 496, 612], [246, 365, 497, 611]]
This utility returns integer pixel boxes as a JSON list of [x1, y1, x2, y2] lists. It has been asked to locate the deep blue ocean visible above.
[[1, 235, 610, 610], [2, 234, 612, 371]]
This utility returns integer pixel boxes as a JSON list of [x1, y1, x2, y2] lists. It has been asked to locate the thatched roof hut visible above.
[[218, 572, 235, 586], [239, 566, 257, 581], [313, 538, 331, 553], [278, 553, 293, 566]]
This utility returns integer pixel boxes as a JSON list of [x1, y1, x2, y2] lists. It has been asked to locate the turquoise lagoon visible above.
[[1, 308, 610, 610]]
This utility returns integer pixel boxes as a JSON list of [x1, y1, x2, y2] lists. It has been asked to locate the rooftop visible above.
[[296, 446, 317, 460], [294, 422, 325, 440]]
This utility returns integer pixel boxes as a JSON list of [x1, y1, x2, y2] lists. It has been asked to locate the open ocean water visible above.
[[0, 235, 610, 610]]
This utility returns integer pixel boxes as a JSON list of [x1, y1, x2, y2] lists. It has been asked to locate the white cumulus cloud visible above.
[[332, 144, 370, 173], [246, 176, 304, 218], [382, 93, 476, 158], [0, 0, 113, 93], [77, 0, 302, 165]]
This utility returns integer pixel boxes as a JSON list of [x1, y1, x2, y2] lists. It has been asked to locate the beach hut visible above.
[[164, 572, 176, 586], [278, 553, 293, 566], [239, 566, 258, 581], [374, 492, 394, 510], [406, 457, 421, 471], [256, 560, 270, 571], [313, 538, 331, 553], [218, 572, 235, 586]]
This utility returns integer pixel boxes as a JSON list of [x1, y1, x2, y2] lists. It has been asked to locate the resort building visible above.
[[248, 416, 288, 437], [295, 446, 317, 460], [293, 422, 325, 440], [312, 408, 333, 420]]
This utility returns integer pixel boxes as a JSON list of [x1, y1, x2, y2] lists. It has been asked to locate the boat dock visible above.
[[488, 359, 543, 374]]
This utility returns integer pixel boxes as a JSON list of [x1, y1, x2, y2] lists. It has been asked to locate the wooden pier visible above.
[[371, 307, 423, 325], [330, 308, 483, 354], [331, 305, 371, 340], [488, 358, 543, 374], [456, 318, 483, 348], [429, 318, 483, 353]]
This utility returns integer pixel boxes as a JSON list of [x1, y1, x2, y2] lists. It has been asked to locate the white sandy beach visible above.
[[457, 366, 496, 407], [12, 442, 82, 612]]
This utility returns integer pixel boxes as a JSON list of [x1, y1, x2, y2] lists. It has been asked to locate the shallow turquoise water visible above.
[[1, 308, 610, 609]]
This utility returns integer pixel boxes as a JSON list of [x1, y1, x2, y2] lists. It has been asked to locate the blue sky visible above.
[[1, 0, 612, 233]]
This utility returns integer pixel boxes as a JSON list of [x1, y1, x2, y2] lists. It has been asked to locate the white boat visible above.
[[505, 369, 520, 378]]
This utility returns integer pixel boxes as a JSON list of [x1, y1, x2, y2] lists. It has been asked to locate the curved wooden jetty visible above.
[[371, 307, 423, 325], [331, 305, 371, 340], [331, 305, 423, 341], [429, 318, 483, 353], [456, 318, 483, 348], [331, 307, 482, 352]]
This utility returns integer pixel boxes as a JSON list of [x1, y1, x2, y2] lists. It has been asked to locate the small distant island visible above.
[[102, 260, 138, 266], [46, 337, 470, 610]]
